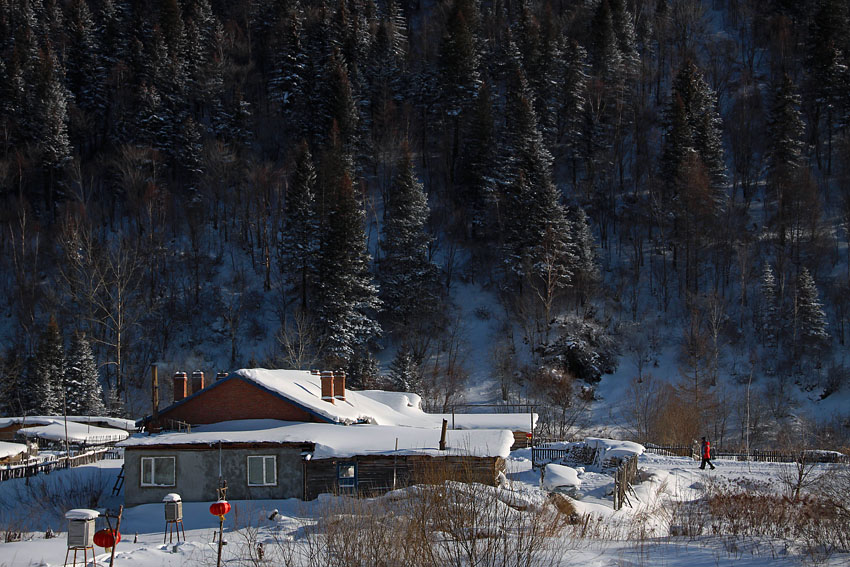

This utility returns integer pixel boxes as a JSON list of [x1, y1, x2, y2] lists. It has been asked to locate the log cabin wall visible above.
[[304, 455, 505, 500]]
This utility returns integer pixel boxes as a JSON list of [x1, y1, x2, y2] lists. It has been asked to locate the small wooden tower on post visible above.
[[163, 493, 185, 543], [64, 509, 99, 567]]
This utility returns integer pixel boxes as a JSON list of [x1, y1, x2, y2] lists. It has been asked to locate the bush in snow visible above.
[[538, 313, 618, 384]]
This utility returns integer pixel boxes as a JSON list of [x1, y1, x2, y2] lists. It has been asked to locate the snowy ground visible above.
[[0, 451, 848, 566]]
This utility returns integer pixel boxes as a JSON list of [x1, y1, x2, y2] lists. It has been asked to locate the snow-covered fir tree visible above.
[[0, 348, 26, 416], [35, 46, 72, 192], [378, 145, 439, 332], [388, 343, 419, 392], [501, 48, 575, 289], [760, 262, 779, 348], [64, 332, 106, 416], [796, 267, 829, 351], [317, 170, 381, 375], [25, 316, 65, 415], [279, 140, 319, 311], [557, 39, 588, 187], [66, 0, 106, 115], [766, 74, 806, 243], [268, 4, 306, 117], [662, 60, 726, 195]]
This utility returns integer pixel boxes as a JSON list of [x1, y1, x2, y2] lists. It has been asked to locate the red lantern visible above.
[[209, 500, 231, 518], [93, 528, 121, 548]]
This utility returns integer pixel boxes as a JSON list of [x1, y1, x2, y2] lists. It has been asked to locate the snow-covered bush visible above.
[[539, 314, 618, 384]]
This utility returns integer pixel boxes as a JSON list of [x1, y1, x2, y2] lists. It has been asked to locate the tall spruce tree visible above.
[[500, 50, 575, 288], [279, 140, 320, 311], [557, 39, 589, 188], [388, 343, 419, 392], [765, 74, 806, 245], [796, 267, 829, 352], [25, 316, 65, 415], [65, 332, 105, 416], [35, 45, 72, 208], [661, 61, 726, 204], [760, 262, 779, 348], [378, 145, 439, 332], [316, 171, 381, 372], [66, 0, 106, 116]]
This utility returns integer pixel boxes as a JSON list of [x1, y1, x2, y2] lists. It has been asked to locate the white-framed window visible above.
[[141, 456, 176, 487], [247, 455, 277, 486], [337, 461, 357, 491]]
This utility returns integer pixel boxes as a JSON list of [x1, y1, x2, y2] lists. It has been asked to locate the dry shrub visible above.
[[668, 480, 850, 559], [261, 459, 572, 567]]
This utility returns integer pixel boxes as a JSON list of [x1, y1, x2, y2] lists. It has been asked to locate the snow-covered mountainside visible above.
[[0, 0, 849, 452]]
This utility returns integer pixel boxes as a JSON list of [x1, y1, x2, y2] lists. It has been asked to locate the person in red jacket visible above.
[[699, 437, 715, 470]]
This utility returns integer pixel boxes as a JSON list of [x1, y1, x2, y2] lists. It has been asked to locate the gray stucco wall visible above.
[[124, 446, 305, 507]]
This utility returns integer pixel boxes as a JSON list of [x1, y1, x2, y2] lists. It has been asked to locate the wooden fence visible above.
[[613, 455, 639, 510], [531, 447, 571, 468], [643, 445, 850, 464], [0, 447, 111, 482], [643, 445, 694, 458]]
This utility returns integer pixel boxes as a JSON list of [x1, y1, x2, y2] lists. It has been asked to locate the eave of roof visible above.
[[135, 374, 335, 428]]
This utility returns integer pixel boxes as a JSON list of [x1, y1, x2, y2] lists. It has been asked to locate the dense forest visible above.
[[0, 0, 849, 448]]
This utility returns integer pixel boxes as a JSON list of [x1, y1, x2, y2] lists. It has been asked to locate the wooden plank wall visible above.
[[304, 455, 505, 500]]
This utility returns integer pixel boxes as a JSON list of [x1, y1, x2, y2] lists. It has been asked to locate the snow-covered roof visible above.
[[65, 509, 99, 521], [586, 438, 645, 460], [15, 419, 130, 445], [119, 419, 514, 459], [187, 369, 536, 430], [0, 441, 27, 460], [0, 416, 137, 431]]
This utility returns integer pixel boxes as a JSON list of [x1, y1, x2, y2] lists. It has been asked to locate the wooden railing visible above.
[[643, 445, 850, 464], [643, 445, 694, 458], [0, 447, 111, 482], [613, 455, 639, 510]]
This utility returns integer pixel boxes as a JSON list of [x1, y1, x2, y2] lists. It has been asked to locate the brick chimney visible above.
[[320, 370, 335, 404], [191, 370, 205, 393], [310, 369, 320, 375], [173, 371, 188, 402], [333, 370, 346, 402], [216, 371, 228, 381]]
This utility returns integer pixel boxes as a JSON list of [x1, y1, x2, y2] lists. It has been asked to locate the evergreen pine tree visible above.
[[279, 140, 320, 311], [35, 45, 73, 205], [388, 343, 419, 392], [65, 332, 105, 416], [378, 144, 439, 332], [661, 61, 726, 204], [25, 316, 65, 415], [796, 267, 829, 351], [500, 51, 575, 288], [760, 262, 779, 348], [66, 0, 106, 115], [569, 206, 600, 303], [458, 80, 498, 236], [99, 0, 127, 67], [438, 0, 480, 117], [105, 386, 125, 417], [765, 74, 806, 244], [326, 53, 359, 157], [316, 171, 381, 370], [0, 347, 27, 416], [268, 4, 306, 120], [557, 39, 589, 188], [804, 0, 850, 173]]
